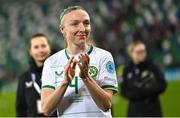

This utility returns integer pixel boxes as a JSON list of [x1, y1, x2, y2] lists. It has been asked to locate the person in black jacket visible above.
[[16, 33, 57, 117], [120, 40, 167, 117]]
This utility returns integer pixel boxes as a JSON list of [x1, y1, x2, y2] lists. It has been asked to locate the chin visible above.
[[37, 58, 47, 62], [77, 40, 86, 44], [79, 42, 87, 47], [78, 38, 86, 42]]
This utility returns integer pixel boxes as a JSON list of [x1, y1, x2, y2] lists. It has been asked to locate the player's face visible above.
[[131, 43, 147, 64], [30, 37, 51, 64], [60, 9, 91, 47]]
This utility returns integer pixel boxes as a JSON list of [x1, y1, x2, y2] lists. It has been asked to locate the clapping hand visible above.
[[78, 54, 90, 79], [64, 57, 77, 83]]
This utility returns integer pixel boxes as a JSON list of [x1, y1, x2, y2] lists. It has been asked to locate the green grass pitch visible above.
[[0, 80, 180, 117]]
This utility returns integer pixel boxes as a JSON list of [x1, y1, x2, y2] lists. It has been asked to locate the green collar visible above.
[[65, 45, 94, 60]]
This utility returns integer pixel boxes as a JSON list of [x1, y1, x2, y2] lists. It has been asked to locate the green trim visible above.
[[65, 49, 70, 60], [87, 45, 93, 55], [101, 85, 118, 91], [65, 45, 94, 60], [42, 85, 55, 90]]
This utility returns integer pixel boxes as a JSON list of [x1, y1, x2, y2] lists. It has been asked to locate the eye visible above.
[[84, 21, 90, 26], [70, 22, 79, 26], [33, 45, 39, 49], [41, 44, 47, 48]]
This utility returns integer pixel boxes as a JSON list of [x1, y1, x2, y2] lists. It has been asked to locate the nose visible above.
[[79, 23, 85, 32], [39, 46, 45, 53]]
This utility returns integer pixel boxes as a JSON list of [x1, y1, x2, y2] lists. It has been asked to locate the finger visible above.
[[82, 59, 89, 68], [69, 57, 75, 68], [78, 55, 83, 65], [78, 61, 84, 72], [69, 56, 74, 65], [80, 54, 89, 67], [72, 60, 77, 70], [81, 54, 89, 62], [68, 69, 75, 79], [78, 60, 88, 76], [78, 55, 87, 68], [65, 56, 74, 74], [78, 56, 83, 68], [84, 54, 90, 64], [78, 61, 88, 78], [84, 54, 89, 67], [64, 65, 70, 75], [67, 69, 71, 77]]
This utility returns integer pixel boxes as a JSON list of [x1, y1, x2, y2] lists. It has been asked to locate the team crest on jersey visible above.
[[106, 61, 115, 74], [88, 66, 98, 78]]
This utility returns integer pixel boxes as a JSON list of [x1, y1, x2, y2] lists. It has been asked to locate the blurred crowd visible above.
[[0, 0, 180, 79]]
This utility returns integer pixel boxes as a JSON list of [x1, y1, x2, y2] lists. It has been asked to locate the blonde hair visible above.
[[59, 6, 89, 48], [127, 40, 144, 56], [59, 6, 86, 28]]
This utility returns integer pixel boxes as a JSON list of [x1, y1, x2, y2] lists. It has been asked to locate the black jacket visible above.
[[16, 54, 57, 117], [120, 58, 167, 117]]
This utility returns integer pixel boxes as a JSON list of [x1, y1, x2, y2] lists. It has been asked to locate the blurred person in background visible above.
[[120, 40, 167, 117], [41, 6, 118, 117], [16, 33, 57, 117]]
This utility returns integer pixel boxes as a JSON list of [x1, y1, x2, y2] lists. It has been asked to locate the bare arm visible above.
[[83, 76, 113, 111], [41, 57, 77, 116], [78, 54, 113, 111], [41, 81, 69, 116]]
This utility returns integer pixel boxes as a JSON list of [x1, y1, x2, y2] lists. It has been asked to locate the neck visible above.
[[35, 61, 43, 67], [67, 43, 88, 55], [132, 60, 139, 65], [134, 62, 139, 65]]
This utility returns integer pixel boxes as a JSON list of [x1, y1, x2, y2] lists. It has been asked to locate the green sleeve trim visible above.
[[42, 85, 55, 90], [101, 85, 118, 92]]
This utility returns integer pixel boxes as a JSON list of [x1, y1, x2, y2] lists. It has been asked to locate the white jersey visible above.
[[42, 46, 118, 117]]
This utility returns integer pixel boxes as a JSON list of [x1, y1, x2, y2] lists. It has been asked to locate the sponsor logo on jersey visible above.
[[106, 61, 115, 74], [25, 81, 33, 88], [127, 72, 133, 79], [55, 71, 63, 78], [88, 66, 98, 78], [141, 70, 149, 78]]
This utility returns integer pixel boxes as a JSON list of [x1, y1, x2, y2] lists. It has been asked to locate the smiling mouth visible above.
[[77, 35, 86, 37], [77, 35, 86, 39]]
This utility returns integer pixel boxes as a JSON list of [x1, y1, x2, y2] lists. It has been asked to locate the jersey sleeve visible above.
[[41, 58, 56, 90], [97, 52, 118, 93]]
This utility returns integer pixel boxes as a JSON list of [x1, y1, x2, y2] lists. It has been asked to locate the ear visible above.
[[60, 25, 64, 34]]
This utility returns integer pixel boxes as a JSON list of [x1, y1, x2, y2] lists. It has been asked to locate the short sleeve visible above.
[[97, 52, 118, 93], [41, 58, 56, 90]]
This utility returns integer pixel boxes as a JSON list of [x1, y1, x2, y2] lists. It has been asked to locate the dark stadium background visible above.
[[0, 0, 179, 116]]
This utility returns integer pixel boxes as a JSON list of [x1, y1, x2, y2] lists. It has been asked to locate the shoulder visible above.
[[92, 47, 116, 72], [18, 70, 31, 82], [145, 59, 159, 69], [92, 47, 113, 58], [44, 49, 66, 67], [123, 62, 133, 73]]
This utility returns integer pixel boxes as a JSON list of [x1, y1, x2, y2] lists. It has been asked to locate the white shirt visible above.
[[42, 45, 118, 117]]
